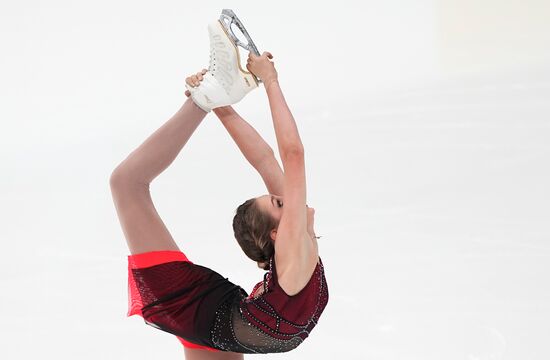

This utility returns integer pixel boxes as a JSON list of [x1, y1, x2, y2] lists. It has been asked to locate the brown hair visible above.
[[232, 197, 279, 270]]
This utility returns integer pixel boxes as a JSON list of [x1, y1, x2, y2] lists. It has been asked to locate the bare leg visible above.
[[184, 348, 244, 360], [112, 97, 207, 185], [110, 98, 207, 254]]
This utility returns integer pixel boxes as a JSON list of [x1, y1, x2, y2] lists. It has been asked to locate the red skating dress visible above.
[[127, 250, 329, 353]]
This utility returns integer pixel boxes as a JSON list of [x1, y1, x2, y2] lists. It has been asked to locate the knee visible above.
[[109, 167, 127, 190], [109, 167, 145, 192]]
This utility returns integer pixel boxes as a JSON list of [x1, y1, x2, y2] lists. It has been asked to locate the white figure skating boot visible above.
[[187, 9, 262, 113]]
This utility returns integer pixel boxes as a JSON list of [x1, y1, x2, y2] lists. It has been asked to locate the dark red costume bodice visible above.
[[128, 253, 329, 354], [210, 256, 329, 353]]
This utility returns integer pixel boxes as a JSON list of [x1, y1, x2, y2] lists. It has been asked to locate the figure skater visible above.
[[110, 16, 328, 359]]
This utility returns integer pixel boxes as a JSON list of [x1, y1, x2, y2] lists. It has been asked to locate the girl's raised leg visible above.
[[110, 97, 207, 255], [184, 347, 244, 360], [112, 97, 207, 185]]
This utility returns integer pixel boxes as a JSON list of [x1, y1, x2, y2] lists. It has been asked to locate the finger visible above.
[[266, 51, 273, 59], [196, 72, 203, 81], [191, 75, 200, 86], [202, 68, 207, 74], [186, 76, 198, 87]]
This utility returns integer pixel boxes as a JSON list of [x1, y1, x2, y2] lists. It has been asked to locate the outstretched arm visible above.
[[184, 71, 284, 195], [247, 52, 318, 294], [213, 106, 285, 196]]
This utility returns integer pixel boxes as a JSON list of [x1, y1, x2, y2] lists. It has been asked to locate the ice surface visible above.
[[1, 1, 549, 359]]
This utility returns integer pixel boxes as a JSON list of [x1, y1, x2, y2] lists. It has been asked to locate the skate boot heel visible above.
[[185, 73, 232, 113]]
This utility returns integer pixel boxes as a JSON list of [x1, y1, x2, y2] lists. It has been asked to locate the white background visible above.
[[1, 0, 549, 359]]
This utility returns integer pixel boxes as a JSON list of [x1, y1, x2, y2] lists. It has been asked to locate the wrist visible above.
[[213, 105, 237, 120], [263, 77, 278, 89]]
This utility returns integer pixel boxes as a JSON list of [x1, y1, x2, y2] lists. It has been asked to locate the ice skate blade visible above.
[[214, 19, 259, 87], [219, 9, 262, 83]]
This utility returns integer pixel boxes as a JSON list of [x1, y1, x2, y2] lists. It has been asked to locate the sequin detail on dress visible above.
[[127, 252, 329, 353], [210, 256, 329, 353]]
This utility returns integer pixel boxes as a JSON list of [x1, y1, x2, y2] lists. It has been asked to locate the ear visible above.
[[270, 229, 277, 242]]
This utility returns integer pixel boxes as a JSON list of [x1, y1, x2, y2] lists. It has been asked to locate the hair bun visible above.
[[257, 261, 269, 270]]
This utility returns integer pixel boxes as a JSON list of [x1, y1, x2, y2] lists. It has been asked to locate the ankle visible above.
[[188, 96, 210, 113]]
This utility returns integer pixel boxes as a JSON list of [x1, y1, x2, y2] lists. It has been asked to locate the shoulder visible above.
[[276, 234, 320, 296]]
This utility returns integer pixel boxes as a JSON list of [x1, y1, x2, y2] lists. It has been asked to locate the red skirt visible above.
[[127, 250, 221, 352]]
